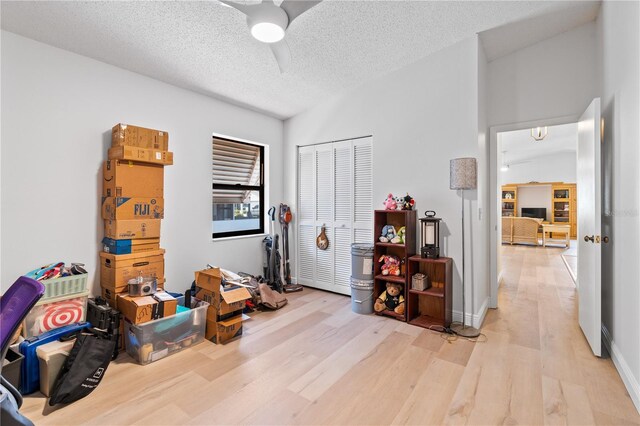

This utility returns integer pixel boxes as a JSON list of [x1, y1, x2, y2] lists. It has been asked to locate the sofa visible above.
[[502, 216, 542, 246]]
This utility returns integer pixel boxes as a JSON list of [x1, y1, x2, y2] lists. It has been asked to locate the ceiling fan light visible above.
[[250, 22, 285, 43]]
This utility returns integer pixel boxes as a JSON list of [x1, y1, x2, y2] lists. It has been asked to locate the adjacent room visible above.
[[1, 1, 639, 425], [499, 123, 579, 281]]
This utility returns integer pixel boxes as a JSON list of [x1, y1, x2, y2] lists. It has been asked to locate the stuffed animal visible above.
[[383, 193, 397, 210], [374, 282, 405, 315], [396, 193, 415, 210], [379, 254, 401, 276], [391, 226, 406, 244], [379, 225, 397, 243]]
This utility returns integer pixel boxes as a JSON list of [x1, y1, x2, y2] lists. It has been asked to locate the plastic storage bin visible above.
[[351, 244, 374, 280], [350, 278, 374, 315], [22, 292, 89, 338], [40, 274, 88, 301], [2, 348, 24, 391], [124, 302, 208, 365], [36, 340, 75, 397]]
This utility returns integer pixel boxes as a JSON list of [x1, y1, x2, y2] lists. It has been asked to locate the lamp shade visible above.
[[449, 157, 477, 190]]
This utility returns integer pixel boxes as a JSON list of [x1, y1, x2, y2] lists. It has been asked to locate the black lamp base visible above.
[[421, 247, 440, 259]]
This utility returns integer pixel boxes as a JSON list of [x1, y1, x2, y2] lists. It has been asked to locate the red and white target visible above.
[[33, 299, 85, 334]]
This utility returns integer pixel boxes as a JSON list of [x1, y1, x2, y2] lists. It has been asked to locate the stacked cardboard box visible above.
[[101, 124, 174, 312], [194, 268, 251, 344]]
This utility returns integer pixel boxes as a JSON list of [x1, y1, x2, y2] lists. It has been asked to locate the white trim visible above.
[[452, 296, 490, 329], [601, 325, 640, 414], [212, 233, 268, 242]]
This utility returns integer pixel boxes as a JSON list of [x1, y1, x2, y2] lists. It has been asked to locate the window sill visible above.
[[212, 233, 268, 242]]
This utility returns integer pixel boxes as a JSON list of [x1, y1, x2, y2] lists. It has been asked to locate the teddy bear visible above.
[[374, 282, 405, 315], [391, 226, 405, 244], [383, 193, 397, 210], [395, 193, 415, 211], [379, 254, 401, 276], [379, 225, 397, 243]]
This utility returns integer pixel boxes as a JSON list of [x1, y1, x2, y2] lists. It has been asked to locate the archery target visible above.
[[24, 295, 87, 337]]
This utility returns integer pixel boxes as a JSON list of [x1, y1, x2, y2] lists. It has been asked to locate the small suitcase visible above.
[[18, 322, 90, 394]]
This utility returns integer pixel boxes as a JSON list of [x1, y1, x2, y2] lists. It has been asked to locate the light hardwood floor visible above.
[[22, 245, 640, 425]]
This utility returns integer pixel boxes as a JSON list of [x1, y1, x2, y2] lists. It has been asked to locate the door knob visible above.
[[584, 235, 595, 243], [603, 236, 610, 243]]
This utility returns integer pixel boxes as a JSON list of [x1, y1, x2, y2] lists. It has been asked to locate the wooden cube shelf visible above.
[[373, 209, 416, 321], [406, 256, 452, 330]]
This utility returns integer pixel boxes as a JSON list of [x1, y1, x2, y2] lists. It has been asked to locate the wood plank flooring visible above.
[[22, 245, 640, 425]]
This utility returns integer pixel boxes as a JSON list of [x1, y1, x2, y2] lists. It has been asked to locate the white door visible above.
[[577, 98, 602, 357], [297, 137, 373, 295]]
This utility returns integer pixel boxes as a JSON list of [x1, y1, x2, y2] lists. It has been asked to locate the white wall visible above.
[[597, 0, 640, 411], [0, 31, 284, 294], [516, 185, 552, 221], [500, 151, 577, 184], [284, 37, 490, 325], [487, 22, 599, 126]]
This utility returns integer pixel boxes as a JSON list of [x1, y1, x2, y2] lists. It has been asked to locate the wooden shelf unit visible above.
[[501, 182, 577, 239], [501, 186, 517, 217], [406, 256, 452, 330], [373, 209, 416, 321], [552, 183, 577, 238]]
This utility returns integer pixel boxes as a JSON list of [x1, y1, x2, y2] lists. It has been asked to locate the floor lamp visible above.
[[449, 157, 480, 338]]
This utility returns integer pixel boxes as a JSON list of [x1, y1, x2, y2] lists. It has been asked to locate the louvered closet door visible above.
[[333, 140, 353, 292], [297, 137, 373, 296], [297, 146, 316, 286], [353, 138, 373, 243]]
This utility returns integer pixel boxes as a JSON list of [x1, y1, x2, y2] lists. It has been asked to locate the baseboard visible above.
[[452, 296, 490, 329], [602, 325, 640, 414]]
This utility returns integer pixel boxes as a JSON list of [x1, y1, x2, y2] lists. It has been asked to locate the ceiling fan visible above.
[[220, 0, 322, 73]]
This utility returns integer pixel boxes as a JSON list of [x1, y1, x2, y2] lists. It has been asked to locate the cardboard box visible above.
[[103, 160, 164, 198], [112, 124, 169, 151], [116, 295, 158, 325], [102, 279, 165, 307], [194, 268, 222, 293], [102, 237, 161, 255], [104, 219, 161, 240], [152, 291, 177, 318], [207, 314, 249, 344], [102, 197, 164, 220], [100, 250, 165, 290], [195, 285, 250, 319], [108, 146, 174, 166]]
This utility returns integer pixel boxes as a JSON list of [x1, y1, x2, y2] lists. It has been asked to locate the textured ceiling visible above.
[[1, 1, 597, 119], [501, 123, 577, 165]]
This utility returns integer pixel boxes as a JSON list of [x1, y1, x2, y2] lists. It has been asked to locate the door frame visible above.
[[489, 114, 580, 308]]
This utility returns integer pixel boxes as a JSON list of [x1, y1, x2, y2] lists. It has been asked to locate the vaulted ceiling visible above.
[[1, 1, 599, 119]]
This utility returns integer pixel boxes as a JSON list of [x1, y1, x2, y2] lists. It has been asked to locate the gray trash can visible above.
[[351, 243, 374, 280], [350, 278, 374, 314]]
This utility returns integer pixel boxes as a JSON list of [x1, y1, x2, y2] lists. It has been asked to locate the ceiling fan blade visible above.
[[279, 0, 322, 25], [219, 0, 256, 16], [270, 39, 291, 73]]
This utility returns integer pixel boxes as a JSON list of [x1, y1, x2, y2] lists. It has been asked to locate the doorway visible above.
[[497, 123, 579, 284]]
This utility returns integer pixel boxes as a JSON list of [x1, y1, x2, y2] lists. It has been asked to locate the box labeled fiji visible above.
[[104, 219, 161, 240], [194, 267, 222, 293], [102, 237, 160, 255], [108, 146, 174, 166], [22, 292, 89, 338], [103, 160, 164, 198], [112, 124, 168, 151], [100, 250, 165, 291], [102, 197, 164, 220]]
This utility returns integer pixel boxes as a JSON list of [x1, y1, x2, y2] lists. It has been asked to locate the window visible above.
[[212, 137, 264, 238]]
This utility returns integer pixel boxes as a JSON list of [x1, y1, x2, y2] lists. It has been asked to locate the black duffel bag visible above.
[[48, 330, 116, 406]]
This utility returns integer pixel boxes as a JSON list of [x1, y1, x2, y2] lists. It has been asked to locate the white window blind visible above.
[[212, 138, 261, 203]]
